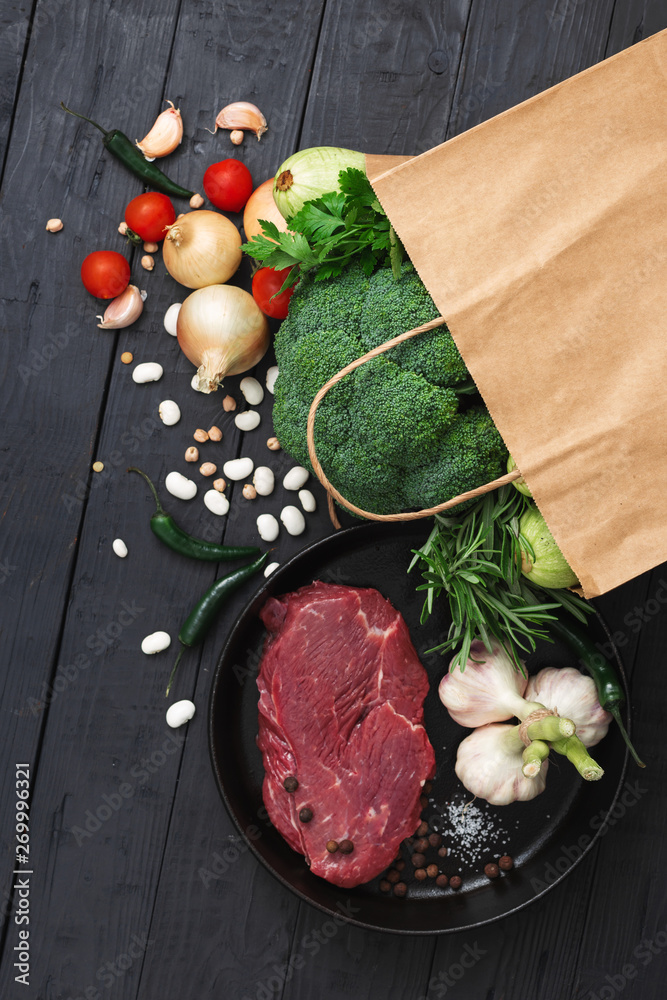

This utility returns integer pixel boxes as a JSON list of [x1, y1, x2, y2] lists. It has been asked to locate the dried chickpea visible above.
[[222, 395, 237, 412], [213, 478, 226, 493], [207, 425, 222, 442], [242, 483, 257, 500], [193, 428, 209, 443], [199, 462, 217, 477], [143, 241, 158, 253], [266, 436, 281, 451], [185, 447, 199, 462]]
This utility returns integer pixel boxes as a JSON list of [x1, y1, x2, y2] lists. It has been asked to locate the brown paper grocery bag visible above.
[[366, 28, 667, 599]]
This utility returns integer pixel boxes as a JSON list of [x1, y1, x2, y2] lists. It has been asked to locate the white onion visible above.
[[163, 210, 242, 289], [177, 285, 270, 394]]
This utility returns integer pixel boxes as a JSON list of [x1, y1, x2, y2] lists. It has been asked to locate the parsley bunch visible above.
[[240, 168, 403, 292]]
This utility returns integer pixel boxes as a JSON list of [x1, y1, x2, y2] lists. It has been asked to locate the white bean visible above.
[[204, 490, 230, 516], [132, 361, 163, 384], [112, 538, 128, 558], [141, 631, 171, 654], [298, 489, 317, 512], [223, 457, 254, 481], [165, 471, 197, 500], [164, 302, 182, 336], [158, 399, 181, 426], [283, 466, 309, 491], [253, 466, 275, 496], [240, 376, 264, 405], [235, 410, 261, 432], [257, 513, 279, 542], [280, 505, 305, 536], [265, 366, 279, 394], [264, 561, 280, 578], [166, 700, 195, 728]]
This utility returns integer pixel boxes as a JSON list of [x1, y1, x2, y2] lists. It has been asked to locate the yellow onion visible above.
[[163, 210, 242, 288], [177, 284, 270, 393], [243, 178, 288, 243]]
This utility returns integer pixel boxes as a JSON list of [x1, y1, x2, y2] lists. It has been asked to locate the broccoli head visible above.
[[272, 262, 508, 515]]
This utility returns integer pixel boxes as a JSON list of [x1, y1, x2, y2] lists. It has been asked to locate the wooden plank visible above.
[[0, 0, 31, 169]]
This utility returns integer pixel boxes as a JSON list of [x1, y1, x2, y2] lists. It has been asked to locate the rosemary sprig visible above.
[[408, 487, 592, 672]]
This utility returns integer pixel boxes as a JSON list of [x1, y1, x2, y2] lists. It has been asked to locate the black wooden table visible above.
[[2, 2, 666, 997]]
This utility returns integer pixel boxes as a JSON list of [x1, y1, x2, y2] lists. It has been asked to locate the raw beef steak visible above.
[[256, 581, 435, 888]]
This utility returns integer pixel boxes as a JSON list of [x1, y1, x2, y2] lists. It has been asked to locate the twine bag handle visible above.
[[305, 315, 521, 528]]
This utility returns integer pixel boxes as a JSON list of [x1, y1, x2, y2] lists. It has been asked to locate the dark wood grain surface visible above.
[[1, 1, 666, 998]]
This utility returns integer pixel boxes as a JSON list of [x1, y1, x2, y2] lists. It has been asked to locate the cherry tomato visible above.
[[203, 159, 253, 213], [252, 267, 295, 320], [124, 192, 176, 242], [80, 251, 131, 299]]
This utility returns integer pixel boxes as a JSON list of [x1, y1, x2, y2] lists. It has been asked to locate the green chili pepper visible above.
[[166, 551, 269, 695], [61, 103, 194, 199], [548, 612, 645, 767], [128, 467, 260, 563]]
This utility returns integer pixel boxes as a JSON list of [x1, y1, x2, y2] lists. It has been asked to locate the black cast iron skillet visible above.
[[208, 522, 629, 934]]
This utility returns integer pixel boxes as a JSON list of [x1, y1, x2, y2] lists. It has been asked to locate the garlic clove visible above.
[[210, 101, 267, 140], [97, 284, 145, 329], [136, 100, 183, 159]]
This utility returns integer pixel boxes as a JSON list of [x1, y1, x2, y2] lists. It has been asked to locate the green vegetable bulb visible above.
[[273, 147, 366, 219], [519, 505, 579, 589]]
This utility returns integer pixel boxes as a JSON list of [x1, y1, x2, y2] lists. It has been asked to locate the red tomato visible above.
[[80, 251, 131, 299], [124, 192, 176, 242], [252, 267, 295, 320], [203, 159, 253, 213]]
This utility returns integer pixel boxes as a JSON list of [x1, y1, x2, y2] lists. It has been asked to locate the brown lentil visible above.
[[411, 853, 426, 868], [283, 776, 298, 793], [426, 864, 439, 878], [416, 820, 429, 837], [428, 833, 442, 848], [121, 351, 133, 364], [393, 882, 407, 897], [499, 855, 514, 871], [436, 874, 449, 889], [386, 869, 401, 885], [298, 807, 313, 823], [379, 880, 391, 893], [449, 875, 462, 890], [326, 840, 339, 854], [414, 868, 427, 881], [484, 863, 500, 879], [339, 840, 354, 855]]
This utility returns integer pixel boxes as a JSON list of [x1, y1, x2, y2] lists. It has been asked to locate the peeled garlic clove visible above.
[[264, 561, 279, 577], [97, 284, 144, 330], [211, 101, 267, 140], [136, 100, 183, 159]]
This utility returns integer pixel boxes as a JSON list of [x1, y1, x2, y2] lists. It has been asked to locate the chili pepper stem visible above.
[[127, 466, 166, 515], [608, 705, 645, 768], [522, 740, 550, 778], [551, 735, 604, 781], [166, 645, 185, 698], [60, 101, 109, 136], [526, 715, 575, 742]]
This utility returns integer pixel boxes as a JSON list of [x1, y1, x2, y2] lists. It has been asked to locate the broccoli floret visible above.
[[272, 265, 508, 516]]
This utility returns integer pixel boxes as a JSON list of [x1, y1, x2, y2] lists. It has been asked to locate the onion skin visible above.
[[243, 178, 288, 243], [177, 284, 270, 393], [273, 146, 366, 220], [163, 210, 242, 289]]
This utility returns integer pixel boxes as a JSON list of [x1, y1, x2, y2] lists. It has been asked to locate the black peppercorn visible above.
[[339, 839, 354, 854], [379, 879, 391, 893], [415, 868, 427, 881], [449, 875, 462, 890], [298, 807, 313, 823], [283, 776, 298, 793], [437, 846, 448, 858], [326, 840, 338, 853], [499, 854, 514, 871], [393, 882, 407, 897], [436, 874, 449, 889], [395, 859, 405, 872], [386, 869, 401, 884], [411, 852, 426, 868], [414, 837, 429, 853], [428, 833, 442, 848], [484, 863, 500, 879], [426, 864, 439, 878]]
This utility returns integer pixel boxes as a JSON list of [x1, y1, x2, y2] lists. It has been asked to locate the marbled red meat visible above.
[[256, 581, 435, 888]]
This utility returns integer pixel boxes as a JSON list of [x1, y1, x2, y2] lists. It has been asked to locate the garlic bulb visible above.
[[439, 640, 530, 727], [176, 285, 269, 394], [455, 724, 549, 806], [136, 100, 183, 159], [96, 284, 145, 329], [163, 211, 242, 289], [211, 101, 267, 139], [525, 667, 612, 747]]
